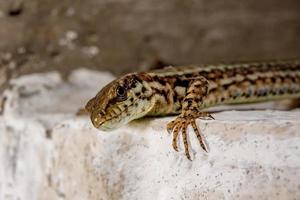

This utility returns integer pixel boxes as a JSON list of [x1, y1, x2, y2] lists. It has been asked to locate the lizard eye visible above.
[[116, 86, 127, 98]]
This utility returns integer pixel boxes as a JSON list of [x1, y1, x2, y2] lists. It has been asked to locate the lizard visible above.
[[85, 60, 300, 160]]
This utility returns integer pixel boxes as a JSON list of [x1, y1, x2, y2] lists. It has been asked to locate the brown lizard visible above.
[[85, 60, 300, 160]]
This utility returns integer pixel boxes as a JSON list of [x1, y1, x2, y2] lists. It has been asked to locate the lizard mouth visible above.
[[90, 103, 134, 130], [91, 112, 119, 130], [91, 114, 107, 129]]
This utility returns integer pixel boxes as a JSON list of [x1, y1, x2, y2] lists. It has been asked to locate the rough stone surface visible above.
[[0, 70, 300, 200], [0, 0, 300, 77]]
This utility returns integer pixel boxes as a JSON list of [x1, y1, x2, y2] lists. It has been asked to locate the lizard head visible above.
[[85, 73, 153, 131]]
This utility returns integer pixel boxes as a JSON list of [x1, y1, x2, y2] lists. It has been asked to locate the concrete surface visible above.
[[0, 70, 300, 200]]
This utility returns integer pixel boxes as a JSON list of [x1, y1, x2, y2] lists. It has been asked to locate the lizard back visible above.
[[144, 60, 300, 115]]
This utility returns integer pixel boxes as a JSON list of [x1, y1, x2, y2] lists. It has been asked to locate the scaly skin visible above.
[[86, 60, 300, 160]]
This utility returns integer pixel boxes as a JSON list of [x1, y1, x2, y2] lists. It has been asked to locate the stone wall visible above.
[[1, 69, 299, 200]]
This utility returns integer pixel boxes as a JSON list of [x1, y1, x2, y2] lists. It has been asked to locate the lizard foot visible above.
[[167, 112, 214, 160]]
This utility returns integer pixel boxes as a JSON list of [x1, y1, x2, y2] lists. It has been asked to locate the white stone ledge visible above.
[[0, 70, 299, 200]]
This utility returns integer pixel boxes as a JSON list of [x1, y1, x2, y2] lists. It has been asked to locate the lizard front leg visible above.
[[167, 77, 214, 160]]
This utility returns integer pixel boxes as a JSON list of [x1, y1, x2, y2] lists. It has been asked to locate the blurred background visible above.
[[0, 0, 300, 87]]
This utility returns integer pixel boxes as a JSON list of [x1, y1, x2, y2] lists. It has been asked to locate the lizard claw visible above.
[[207, 114, 215, 120], [198, 112, 215, 120], [166, 120, 176, 134], [167, 112, 209, 160]]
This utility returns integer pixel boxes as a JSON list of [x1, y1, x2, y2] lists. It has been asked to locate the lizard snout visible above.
[[90, 111, 106, 129]]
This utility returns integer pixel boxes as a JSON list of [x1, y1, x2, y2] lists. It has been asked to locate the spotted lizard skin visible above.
[[86, 60, 300, 160]]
